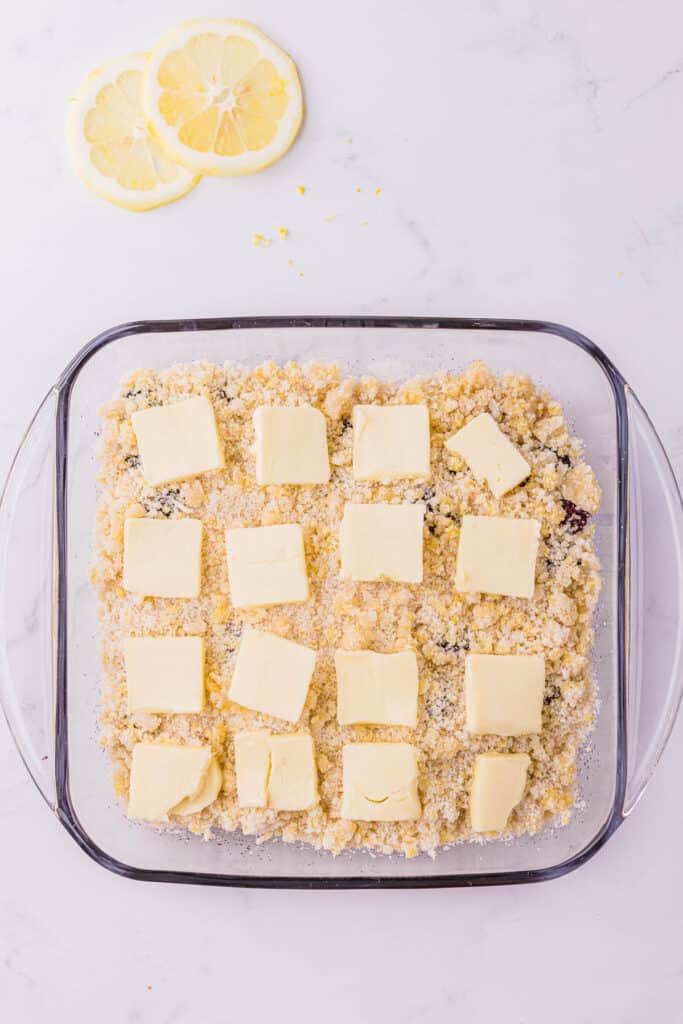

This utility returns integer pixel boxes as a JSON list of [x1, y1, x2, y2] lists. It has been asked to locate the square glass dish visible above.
[[1, 316, 682, 889]]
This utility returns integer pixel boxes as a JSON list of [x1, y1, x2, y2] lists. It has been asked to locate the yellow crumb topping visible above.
[[93, 360, 601, 857]]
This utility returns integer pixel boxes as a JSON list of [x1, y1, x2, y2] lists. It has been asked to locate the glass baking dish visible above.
[[1, 316, 681, 888]]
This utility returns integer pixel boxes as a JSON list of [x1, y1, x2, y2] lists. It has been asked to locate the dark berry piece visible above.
[[544, 684, 562, 706], [436, 637, 470, 654], [540, 442, 572, 467], [421, 486, 437, 513], [143, 487, 182, 518], [560, 498, 590, 534], [214, 387, 233, 404]]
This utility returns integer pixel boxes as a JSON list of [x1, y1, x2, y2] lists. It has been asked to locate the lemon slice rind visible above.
[[142, 19, 303, 177], [68, 53, 199, 212]]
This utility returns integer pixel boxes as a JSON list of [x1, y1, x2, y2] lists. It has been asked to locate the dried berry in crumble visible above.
[[544, 684, 562, 706], [560, 498, 590, 534], [436, 638, 470, 654], [213, 386, 233, 404], [543, 444, 572, 467], [143, 487, 183, 518]]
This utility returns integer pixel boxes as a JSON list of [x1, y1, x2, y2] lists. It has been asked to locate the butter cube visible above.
[[229, 628, 316, 723], [123, 518, 202, 598], [268, 734, 319, 810], [352, 405, 430, 480], [336, 650, 418, 726], [225, 524, 308, 608], [254, 405, 330, 484], [341, 742, 421, 821], [446, 413, 530, 497], [173, 758, 223, 816], [131, 396, 224, 486], [340, 503, 424, 583], [470, 752, 530, 833], [233, 732, 318, 811], [124, 636, 204, 714], [465, 654, 544, 736], [232, 732, 270, 807], [455, 515, 540, 599], [127, 743, 222, 822]]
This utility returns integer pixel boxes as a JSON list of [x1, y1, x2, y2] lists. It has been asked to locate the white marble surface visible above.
[[2, 0, 683, 1019]]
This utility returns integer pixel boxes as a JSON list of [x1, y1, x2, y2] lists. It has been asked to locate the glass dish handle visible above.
[[0, 390, 58, 809], [624, 386, 683, 815]]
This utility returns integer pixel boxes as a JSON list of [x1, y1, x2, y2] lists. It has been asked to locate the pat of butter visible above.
[[254, 405, 330, 484], [233, 732, 318, 811], [127, 743, 222, 822], [465, 653, 544, 736], [173, 758, 223, 816], [229, 628, 316, 723], [352, 404, 430, 480], [123, 518, 202, 598], [124, 636, 204, 714], [268, 734, 318, 810], [336, 650, 418, 726], [232, 732, 270, 807], [340, 503, 424, 583], [131, 396, 224, 486], [225, 523, 308, 608], [470, 752, 530, 833], [455, 514, 540, 598], [341, 742, 421, 821], [446, 412, 530, 498]]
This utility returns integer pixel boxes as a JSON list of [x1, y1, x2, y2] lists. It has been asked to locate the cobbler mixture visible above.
[[92, 359, 602, 857]]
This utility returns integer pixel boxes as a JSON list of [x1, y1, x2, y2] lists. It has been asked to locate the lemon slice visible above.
[[68, 54, 199, 211], [143, 19, 303, 176]]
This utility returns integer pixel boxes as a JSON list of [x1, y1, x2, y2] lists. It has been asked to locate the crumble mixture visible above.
[[92, 359, 602, 857]]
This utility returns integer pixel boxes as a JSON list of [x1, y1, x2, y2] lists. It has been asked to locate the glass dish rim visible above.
[[53, 315, 629, 889]]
